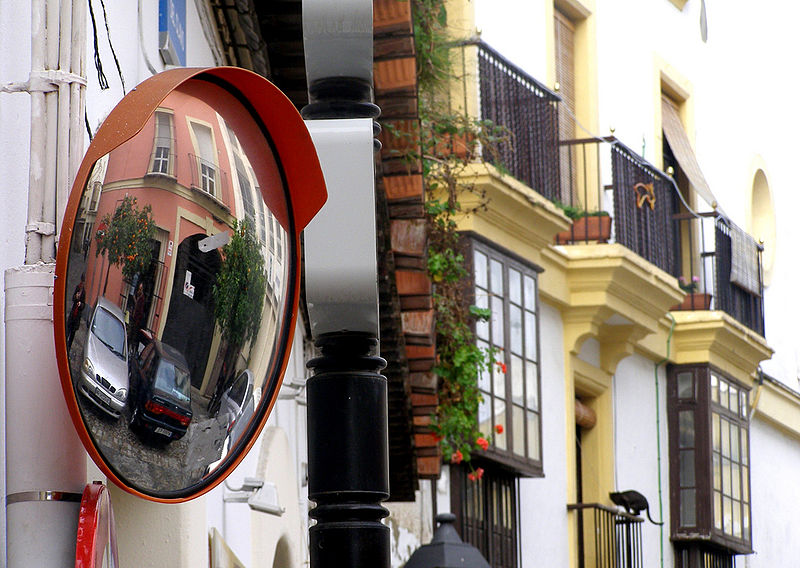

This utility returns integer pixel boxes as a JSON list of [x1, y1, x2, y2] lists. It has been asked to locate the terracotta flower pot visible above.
[[555, 215, 612, 244], [672, 292, 712, 311]]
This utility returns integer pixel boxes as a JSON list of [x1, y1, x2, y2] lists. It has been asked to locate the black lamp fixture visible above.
[[405, 513, 491, 568]]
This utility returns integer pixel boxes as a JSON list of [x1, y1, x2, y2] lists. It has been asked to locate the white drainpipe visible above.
[[5, 0, 88, 565]]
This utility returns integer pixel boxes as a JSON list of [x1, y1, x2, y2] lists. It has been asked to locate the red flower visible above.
[[495, 361, 507, 373], [468, 467, 485, 482], [450, 450, 463, 464], [476, 437, 489, 451], [494, 424, 504, 434]]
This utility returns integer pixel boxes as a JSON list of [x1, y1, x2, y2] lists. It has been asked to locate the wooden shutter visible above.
[[554, 9, 576, 140]]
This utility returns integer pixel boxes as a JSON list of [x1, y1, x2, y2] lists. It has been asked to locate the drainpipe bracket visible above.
[[26, 222, 56, 236]]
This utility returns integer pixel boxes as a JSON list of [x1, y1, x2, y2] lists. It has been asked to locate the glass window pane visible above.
[[475, 292, 489, 340], [742, 432, 748, 466], [733, 501, 742, 538], [677, 372, 694, 399], [493, 359, 506, 399], [714, 491, 722, 530], [713, 453, 721, 491], [711, 373, 719, 404], [524, 311, 536, 359], [743, 503, 750, 536], [719, 379, 729, 410], [679, 410, 695, 448], [721, 419, 730, 457], [511, 355, 524, 405], [723, 497, 733, 535], [490, 259, 503, 293], [526, 361, 539, 411], [509, 268, 521, 305], [680, 450, 695, 487], [729, 385, 739, 413], [524, 275, 536, 310], [740, 391, 748, 417], [478, 340, 490, 391], [494, 398, 507, 451], [527, 410, 540, 461], [479, 395, 492, 434], [491, 296, 504, 346], [742, 466, 749, 502], [722, 458, 732, 496], [731, 423, 740, 462], [474, 251, 488, 288], [732, 463, 741, 500], [512, 405, 525, 456], [713, 413, 721, 452], [492, 396, 506, 432], [510, 305, 523, 354], [680, 489, 696, 527]]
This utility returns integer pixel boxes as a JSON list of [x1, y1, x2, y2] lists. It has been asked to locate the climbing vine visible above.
[[409, 0, 510, 468]]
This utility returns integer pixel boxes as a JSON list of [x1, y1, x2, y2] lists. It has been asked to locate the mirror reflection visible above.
[[63, 80, 291, 494]]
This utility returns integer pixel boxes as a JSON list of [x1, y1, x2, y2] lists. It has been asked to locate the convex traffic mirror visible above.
[[54, 67, 326, 501]]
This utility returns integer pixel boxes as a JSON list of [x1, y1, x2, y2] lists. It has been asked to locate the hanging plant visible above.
[[410, 0, 510, 470]]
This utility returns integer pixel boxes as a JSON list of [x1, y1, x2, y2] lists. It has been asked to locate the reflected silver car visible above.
[[217, 369, 254, 435], [77, 296, 128, 418]]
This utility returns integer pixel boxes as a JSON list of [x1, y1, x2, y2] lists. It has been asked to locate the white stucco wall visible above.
[[746, 417, 800, 567], [613, 353, 672, 568], [518, 301, 569, 567]]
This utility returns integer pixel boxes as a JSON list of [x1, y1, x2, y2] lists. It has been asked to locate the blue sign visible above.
[[159, 0, 186, 67]]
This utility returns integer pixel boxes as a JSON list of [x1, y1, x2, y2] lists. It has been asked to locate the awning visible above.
[[661, 97, 723, 214]]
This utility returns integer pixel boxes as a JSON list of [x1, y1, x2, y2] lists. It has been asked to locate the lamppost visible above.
[[301, 1, 390, 566]]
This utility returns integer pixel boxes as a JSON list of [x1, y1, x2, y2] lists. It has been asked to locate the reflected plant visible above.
[[210, 219, 266, 410], [95, 194, 156, 288]]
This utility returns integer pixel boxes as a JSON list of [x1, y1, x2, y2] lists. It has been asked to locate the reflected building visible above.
[[74, 88, 287, 402]]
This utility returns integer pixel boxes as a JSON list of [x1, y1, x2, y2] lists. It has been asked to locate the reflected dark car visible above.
[[77, 297, 129, 418], [129, 339, 193, 442]]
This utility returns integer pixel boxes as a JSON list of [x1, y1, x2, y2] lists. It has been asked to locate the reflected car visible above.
[[77, 297, 129, 419], [217, 369, 254, 435], [129, 339, 193, 442]]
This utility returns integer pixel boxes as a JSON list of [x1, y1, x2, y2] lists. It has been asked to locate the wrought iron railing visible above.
[[470, 41, 562, 201], [465, 42, 766, 336], [568, 503, 644, 568], [610, 142, 680, 277]]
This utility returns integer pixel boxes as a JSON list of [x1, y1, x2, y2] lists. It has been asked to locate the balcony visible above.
[[463, 41, 765, 336], [567, 503, 644, 568]]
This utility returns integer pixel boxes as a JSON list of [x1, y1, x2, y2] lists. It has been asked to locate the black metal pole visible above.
[[302, 77, 388, 568], [306, 333, 389, 567]]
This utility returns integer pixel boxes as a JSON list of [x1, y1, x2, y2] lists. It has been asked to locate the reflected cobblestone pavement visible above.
[[67, 323, 228, 492]]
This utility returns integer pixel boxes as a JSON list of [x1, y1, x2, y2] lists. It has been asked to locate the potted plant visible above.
[[554, 202, 612, 244], [672, 275, 712, 310]]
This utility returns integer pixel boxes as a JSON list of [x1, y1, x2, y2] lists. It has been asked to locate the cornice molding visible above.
[[670, 310, 773, 383]]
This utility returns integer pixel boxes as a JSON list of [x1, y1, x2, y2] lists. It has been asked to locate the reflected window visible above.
[[472, 238, 543, 475], [191, 122, 217, 196], [668, 364, 751, 558], [150, 110, 174, 175]]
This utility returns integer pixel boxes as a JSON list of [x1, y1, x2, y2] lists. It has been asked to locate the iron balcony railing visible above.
[[462, 41, 765, 336], [567, 503, 644, 568], [469, 40, 562, 202], [557, 137, 765, 335]]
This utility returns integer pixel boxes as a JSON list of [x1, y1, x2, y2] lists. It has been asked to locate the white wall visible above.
[[519, 301, 569, 567], [614, 353, 672, 568], [747, 417, 800, 567]]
